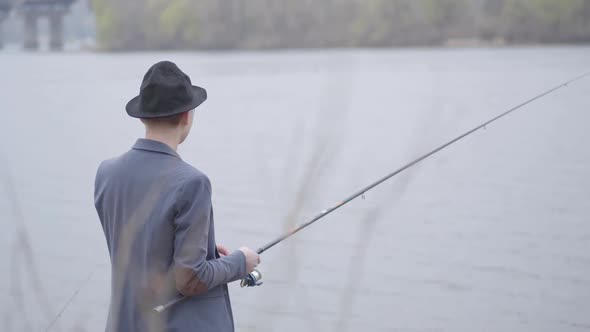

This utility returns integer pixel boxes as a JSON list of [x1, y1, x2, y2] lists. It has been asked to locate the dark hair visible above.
[[140, 113, 184, 127]]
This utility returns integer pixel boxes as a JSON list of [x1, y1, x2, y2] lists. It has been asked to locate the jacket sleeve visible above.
[[172, 175, 246, 297]]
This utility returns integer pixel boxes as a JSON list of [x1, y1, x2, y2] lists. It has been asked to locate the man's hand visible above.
[[239, 247, 261, 273], [216, 244, 230, 257]]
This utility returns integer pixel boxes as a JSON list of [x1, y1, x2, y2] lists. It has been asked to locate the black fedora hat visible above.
[[126, 61, 207, 118]]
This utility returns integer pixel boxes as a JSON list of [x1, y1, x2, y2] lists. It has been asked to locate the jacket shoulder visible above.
[[175, 161, 209, 183], [95, 154, 125, 182]]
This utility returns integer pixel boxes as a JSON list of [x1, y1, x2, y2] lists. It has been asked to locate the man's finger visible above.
[[217, 244, 230, 256]]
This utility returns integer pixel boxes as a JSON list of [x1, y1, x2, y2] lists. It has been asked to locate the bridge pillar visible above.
[[23, 12, 39, 50], [48, 10, 65, 50], [0, 13, 5, 50]]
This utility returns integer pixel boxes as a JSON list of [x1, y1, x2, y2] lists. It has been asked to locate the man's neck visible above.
[[145, 130, 180, 151]]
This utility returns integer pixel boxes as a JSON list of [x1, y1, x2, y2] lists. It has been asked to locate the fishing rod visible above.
[[154, 71, 590, 313]]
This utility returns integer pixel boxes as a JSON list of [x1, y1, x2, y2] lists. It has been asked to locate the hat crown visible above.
[[125, 61, 207, 119], [139, 61, 193, 116]]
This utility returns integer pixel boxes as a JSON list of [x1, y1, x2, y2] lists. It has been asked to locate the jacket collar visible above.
[[132, 138, 181, 159]]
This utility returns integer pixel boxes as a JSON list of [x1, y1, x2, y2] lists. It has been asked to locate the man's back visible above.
[[94, 139, 245, 332]]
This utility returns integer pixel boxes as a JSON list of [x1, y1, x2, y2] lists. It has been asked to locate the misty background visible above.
[[1, 0, 590, 50], [1, 1, 589, 332]]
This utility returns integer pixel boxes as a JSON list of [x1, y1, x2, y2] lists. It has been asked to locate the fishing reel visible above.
[[240, 269, 263, 288]]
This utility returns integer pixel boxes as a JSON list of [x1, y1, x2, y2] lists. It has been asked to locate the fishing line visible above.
[[0, 157, 56, 330], [154, 71, 590, 312], [44, 269, 96, 332]]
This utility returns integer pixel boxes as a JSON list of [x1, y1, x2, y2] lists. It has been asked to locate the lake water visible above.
[[1, 47, 589, 332]]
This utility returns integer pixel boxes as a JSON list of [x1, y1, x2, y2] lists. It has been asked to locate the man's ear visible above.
[[180, 111, 190, 125]]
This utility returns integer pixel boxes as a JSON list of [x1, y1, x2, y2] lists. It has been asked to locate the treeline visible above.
[[91, 0, 590, 51]]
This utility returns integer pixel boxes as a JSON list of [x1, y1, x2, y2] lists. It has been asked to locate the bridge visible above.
[[0, 0, 76, 50]]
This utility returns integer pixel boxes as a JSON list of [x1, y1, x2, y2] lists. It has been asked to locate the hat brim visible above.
[[125, 85, 207, 119]]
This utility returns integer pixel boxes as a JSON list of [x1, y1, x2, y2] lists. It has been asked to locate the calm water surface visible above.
[[1, 47, 589, 331]]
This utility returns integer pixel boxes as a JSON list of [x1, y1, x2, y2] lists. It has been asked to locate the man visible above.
[[94, 61, 260, 332]]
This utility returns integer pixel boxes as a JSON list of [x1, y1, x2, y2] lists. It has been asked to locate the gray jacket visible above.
[[94, 139, 246, 332]]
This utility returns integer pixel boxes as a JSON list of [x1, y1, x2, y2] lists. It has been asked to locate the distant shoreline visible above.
[[2, 41, 589, 54]]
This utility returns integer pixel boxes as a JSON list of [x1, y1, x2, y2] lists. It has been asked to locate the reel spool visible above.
[[240, 269, 263, 287]]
